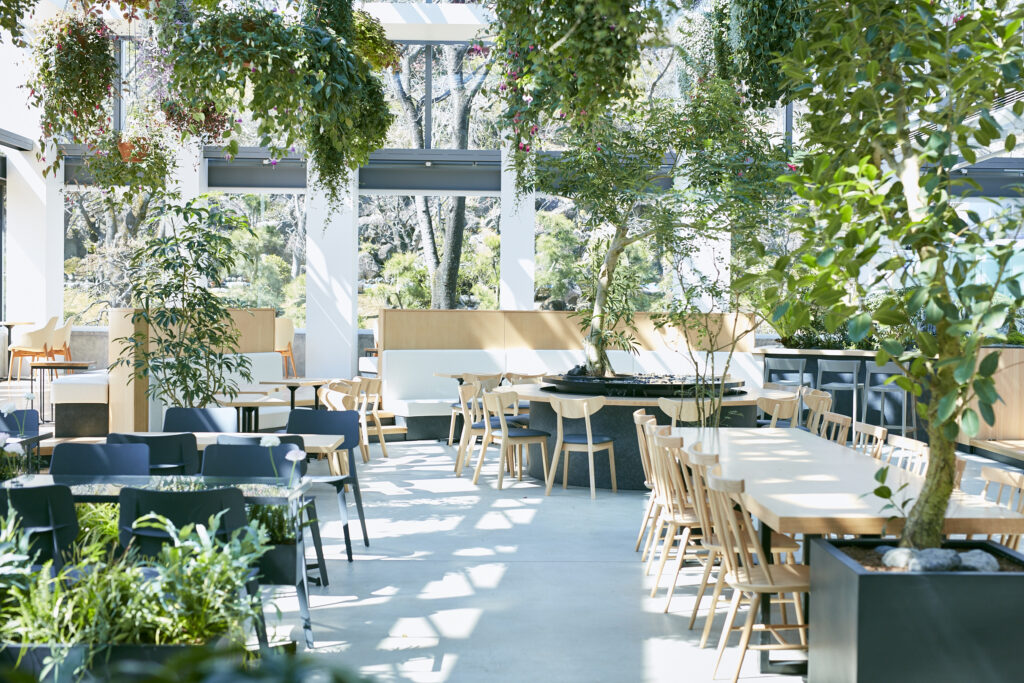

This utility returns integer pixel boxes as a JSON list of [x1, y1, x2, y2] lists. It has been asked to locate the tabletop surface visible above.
[[30, 361, 93, 369], [508, 382, 794, 408], [0, 322, 33, 326], [215, 394, 315, 408], [260, 378, 334, 386], [39, 432, 347, 454], [3, 473, 307, 503], [673, 427, 1024, 536]]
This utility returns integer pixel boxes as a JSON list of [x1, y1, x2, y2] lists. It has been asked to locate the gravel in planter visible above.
[[842, 545, 1023, 573]]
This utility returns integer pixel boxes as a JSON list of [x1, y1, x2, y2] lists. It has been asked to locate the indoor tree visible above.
[[759, 0, 1024, 549]]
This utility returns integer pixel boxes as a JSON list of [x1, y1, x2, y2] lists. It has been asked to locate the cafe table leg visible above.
[[288, 385, 298, 411]]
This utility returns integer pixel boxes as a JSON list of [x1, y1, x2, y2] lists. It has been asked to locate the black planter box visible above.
[[0, 643, 191, 681], [257, 542, 300, 586], [809, 538, 1024, 682]]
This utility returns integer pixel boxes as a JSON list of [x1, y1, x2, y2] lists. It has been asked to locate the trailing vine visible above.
[[0, 0, 36, 43], [25, 11, 117, 177], [352, 9, 399, 72], [729, 0, 810, 108], [492, 0, 676, 187]]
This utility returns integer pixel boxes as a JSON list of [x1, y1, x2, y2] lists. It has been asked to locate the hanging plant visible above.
[[0, 0, 37, 44], [492, 0, 675, 188], [352, 9, 400, 72], [152, 0, 394, 212], [161, 97, 230, 143], [78, 128, 176, 202], [729, 0, 811, 108], [25, 11, 117, 177]]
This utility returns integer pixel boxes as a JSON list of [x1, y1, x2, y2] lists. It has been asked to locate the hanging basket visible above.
[[117, 137, 149, 163]]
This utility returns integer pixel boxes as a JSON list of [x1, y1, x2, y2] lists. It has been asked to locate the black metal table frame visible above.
[[758, 523, 815, 676], [29, 362, 93, 424]]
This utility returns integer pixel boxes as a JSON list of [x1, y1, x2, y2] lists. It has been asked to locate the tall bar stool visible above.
[[862, 362, 918, 437], [816, 360, 863, 437], [763, 357, 810, 391]]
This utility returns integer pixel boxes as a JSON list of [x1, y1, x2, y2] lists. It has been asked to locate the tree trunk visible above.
[[432, 197, 467, 308], [584, 230, 625, 377]]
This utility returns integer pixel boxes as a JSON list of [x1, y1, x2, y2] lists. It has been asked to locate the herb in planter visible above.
[[25, 12, 117, 178], [247, 504, 296, 545]]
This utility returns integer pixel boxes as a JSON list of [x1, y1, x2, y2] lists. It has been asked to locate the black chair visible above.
[[162, 407, 239, 433], [211, 436, 328, 586], [285, 409, 367, 557], [117, 486, 269, 645], [50, 443, 150, 476], [0, 485, 77, 571], [107, 433, 200, 475]]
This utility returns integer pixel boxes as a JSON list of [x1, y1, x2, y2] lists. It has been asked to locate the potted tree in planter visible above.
[[758, 1, 1024, 679]]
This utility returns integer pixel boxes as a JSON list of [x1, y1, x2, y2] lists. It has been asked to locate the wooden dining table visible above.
[[671, 427, 1024, 675]]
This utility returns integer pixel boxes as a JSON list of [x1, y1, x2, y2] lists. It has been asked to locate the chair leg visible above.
[[713, 589, 743, 678], [545, 438, 563, 495], [700, 568, 727, 648], [295, 575, 314, 649], [347, 449, 369, 546], [664, 526, 692, 612], [471, 433, 492, 484], [563, 448, 571, 488], [644, 517, 665, 575], [448, 410, 458, 446], [373, 413, 389, 459], [635, 494, 656, 551], [730, 593, 762, 683], [650, 522, 677, 596], [587, 445, 596, 499], [538, 440, 549, 486], [305, 499, 329, 586], [497, 443, 508, 490], [690, 548, 717, 629], [607, 443, 617, 493], [641, 507, 661, 564], [333, 483, 354, 562]]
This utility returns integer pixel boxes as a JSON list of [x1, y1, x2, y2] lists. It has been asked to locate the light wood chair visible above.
[[799, 387, 833, 433], [640, 423, 671, 565], [274, 317, 297, 378], [454, 381, 485, 476], [546, 395, 616, 498], [882, 433, 929, 475], [755, 394, 799, 428], [976, 466, 1024, 550], [8, 317, 56, 382], [318, 379, 358, 412], [852, 423, 887, 460], [657, 397, 706, 428], [818, 411, 851, 444], [504, 372, 545, 385], [647, 432, 702, 598], [354, 377, 407, 461], [633, 410, 659, 553], [472, 390, 550, 490], [706, 474, 809, 683], [447, 373, 503, 446], [47, 322, 73, 375], [682, 443, 801, 643]]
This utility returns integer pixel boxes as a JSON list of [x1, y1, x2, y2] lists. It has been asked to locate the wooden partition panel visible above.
[[378, 309, 755, 353], [229, 308, 276, 352], [107, 309, 149, 432], [973, 347, 1024, 441]]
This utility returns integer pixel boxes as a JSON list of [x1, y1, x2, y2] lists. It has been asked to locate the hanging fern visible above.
[[730, 0, 810, 108]]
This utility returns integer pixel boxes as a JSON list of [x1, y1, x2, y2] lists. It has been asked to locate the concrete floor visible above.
[[270, 440, 802, 682]]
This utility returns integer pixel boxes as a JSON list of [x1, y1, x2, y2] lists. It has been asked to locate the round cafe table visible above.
[[503, 382, 794, 491]]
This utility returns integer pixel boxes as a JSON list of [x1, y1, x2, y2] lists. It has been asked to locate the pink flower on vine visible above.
[[523, 94, 533, 103], [786, 163, 797, 171]]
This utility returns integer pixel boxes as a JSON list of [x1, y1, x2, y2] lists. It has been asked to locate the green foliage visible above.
[[25, 12, 117, 178], [246, 504, 295, 545], [80, 130, 177, 204], [367, 252, 431, 309], [111, 197, 254, 408], [0, 511, 33, 608], [352, 9, 400, 71], [493, 0, 675, 186], [0, 0, 34, 43], [762, 0, 1024, 548], [76, 503, 120, 549], [0, 513, 266, 678], [152, 0, 395, 213], [729, 0, 810, 107]]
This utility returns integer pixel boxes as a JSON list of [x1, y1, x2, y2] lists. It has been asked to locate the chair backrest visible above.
[[800, 388, 833, 432], [633, 410, 657, 490], [49, 322, 72, 350], [481, 390, 518, 437], [706, 474, 774, 586], [356, 377, 385, 414], [285, 409, 360, 451], [851, 423, 887, 460], [817, 359, 862, 386], [650, 431, 692, 519], [274, 318, 295, 351], [50, 443, 150, 475], [163, 407, 239, 433], [0, 409, 40, 437], [467, 373, 503, 393], [883, 433, 929, 474], [0, 485, 78, 570], [643, 423, 671, 502], [458, 381, 483, 424], [657, 397, 703, 428], [505, 373, 544, 385], [107, 432, 200, 475], [203, 442, 306, 478], [319, 379, 358, 411], [550, 395, 606, 446], [763, 357, 807, 386], [14, 317, 57, 349], [756, 394, 799, 428], [117, 486, 247, 556], [682, 443, 719, 547], [818, 412, 851, 444], [865, 361, 904, 387], [979, 466, 1024, 550]]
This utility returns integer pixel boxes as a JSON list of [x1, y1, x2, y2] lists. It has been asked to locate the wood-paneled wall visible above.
[[378, 309, 755, 353], [973, 347, 1024, 441]]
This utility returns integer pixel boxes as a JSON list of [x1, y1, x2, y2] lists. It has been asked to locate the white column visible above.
[[499, 148, 536, 310], [305, 172, 359, 378], [6, 149, 64, 325], [172, 142, 205, 201]]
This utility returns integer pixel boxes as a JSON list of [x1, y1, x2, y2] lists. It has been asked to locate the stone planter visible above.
[[0, 643, 191, 681], [809, 537, 1024, 682]]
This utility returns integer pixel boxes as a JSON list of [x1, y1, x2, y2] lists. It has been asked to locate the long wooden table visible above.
[[38, 432, 345, 456], [673, 427, 1024, 536]]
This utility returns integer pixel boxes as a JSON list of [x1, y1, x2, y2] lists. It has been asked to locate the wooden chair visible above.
[[800, 387, 833, 433], [318, 379, 358, 412], [546, 395, 616, 498], [47, 321, 73, 375], [657, 397, 705, 428], [633, 410, 659, 553], [818, 411, 851, 444], [472, 390, 550, 490], [274, 317, 297, 378], [882, 433, 929, 475], [640, 423, 671, 565], [706, 474, 808, 683], [454, 381, 529, 476], [646, 432, 702, 598], [755, 394, 799, 428], [354, 377, 407, 460], [504, 372, 545, 385], [447, 373, 503, 446], [8, 316, 56, 382], [976, 466, 1024, 550], [852, 423, 887, 460], [682, 443, 800, 644]]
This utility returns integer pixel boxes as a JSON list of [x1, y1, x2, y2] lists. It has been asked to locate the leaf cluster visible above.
[[729, 0, 811, 107]]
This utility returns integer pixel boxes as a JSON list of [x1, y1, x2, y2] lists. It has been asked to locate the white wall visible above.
[[499, 147, 536, 310]]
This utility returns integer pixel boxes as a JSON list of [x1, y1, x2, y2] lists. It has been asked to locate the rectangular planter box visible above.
[[0, 643, 191, 681], [257, 542, 300, 586], [809, 538, 1024, 682]]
